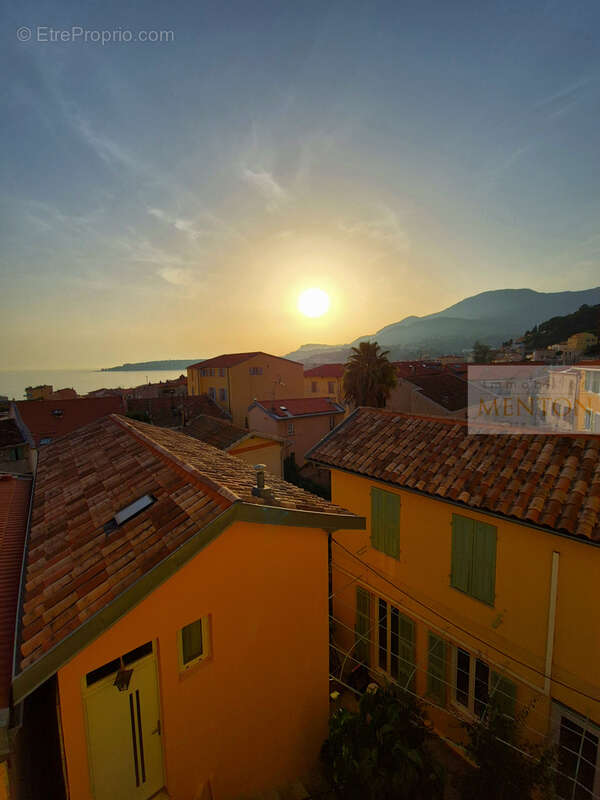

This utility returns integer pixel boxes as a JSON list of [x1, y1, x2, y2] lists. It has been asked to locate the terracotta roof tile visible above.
[[251, 397, 345, 418], [308, 407, 600, 541], [14, 397, 125, 445], [187, 351, 302, 370], [0, 419, 26, 448], [183, 415, 250, 449], [304, 364, 345, 378]]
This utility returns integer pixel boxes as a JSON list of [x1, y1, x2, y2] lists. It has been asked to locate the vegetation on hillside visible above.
[[343, 341, 397, 407], [522, 303, 600, 350]]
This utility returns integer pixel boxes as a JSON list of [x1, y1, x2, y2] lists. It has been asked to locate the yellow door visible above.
[[84, 650, 164, 800]]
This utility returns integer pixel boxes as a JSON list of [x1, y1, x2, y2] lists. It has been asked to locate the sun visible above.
[[298, 287, 330, 318]]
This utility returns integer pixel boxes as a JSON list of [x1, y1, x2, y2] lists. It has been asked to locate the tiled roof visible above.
[[14, 397, 125, 446], [0, 475, 31, 708], [183, 415, 250, 450], [0, 419, 26, 448], [304, 364, 345, 378], [406, 373, 468, 412], [187, 352, 302, 370], [48, 388, 78, 400], [308, 407, 600, 541], [126, 395, 230, 428], [19, 415, 355, 672], [251, 397, 345, 419]]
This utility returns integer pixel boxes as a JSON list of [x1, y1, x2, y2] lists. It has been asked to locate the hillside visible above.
[[101, 359, 203, 372], [286, 287, 600, 365], [521, 303, 600, 350]]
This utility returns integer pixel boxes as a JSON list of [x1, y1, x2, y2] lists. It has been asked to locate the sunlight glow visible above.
[[297, 288, 330, 318]]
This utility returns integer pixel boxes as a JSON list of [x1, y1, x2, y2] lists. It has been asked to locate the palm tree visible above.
[[343, 341, 397, 408]]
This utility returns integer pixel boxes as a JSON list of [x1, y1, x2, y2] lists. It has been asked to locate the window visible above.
[[208, 387, 216, 400], [370, 487, 400, 559], [218, 388, 227, 402], [287, 422, 295, 435], [355, 586, 371, 666], [201, 368, 207, 377], [178, 617, 209, 670], [584, 410, 592, 430], [376, 597, 415, 690], [554, 704, 600, 800], [218, 367, 225, 377], [311, 381, 318, 393], [450, 514, 497, 605], [249, 366, 263, 375], [105, 494, 156, 533], [427, 633, 447, 705], [7, 446, 25, 461], [328, 381, 335, 394], [453, 647, 516, 719]]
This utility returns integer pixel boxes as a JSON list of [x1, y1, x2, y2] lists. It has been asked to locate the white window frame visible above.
[[451, 646, 494, 719], [177, 616, 211, 672], [552, 702, 600, 800]]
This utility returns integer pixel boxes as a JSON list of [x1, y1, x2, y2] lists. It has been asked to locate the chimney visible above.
[[252, 464, 275, 503]]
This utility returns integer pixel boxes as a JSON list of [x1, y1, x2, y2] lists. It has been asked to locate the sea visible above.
[[0, 369, 187, 401]]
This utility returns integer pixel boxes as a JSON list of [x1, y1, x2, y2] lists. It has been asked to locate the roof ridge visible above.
[[111, 415, 240, 504], [357, 407, 468, 426]]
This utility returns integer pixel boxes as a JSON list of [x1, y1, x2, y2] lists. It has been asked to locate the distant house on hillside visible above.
[[187, 352, 304, 427]]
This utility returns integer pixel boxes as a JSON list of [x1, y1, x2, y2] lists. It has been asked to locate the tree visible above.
[[456, 699, 556, 800], [321, 685, 444, 800], [472, 340, 493, 364], [343, 341, 397, 407]]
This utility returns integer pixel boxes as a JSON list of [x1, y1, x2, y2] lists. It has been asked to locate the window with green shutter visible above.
[[370, 487, 400, 559], [355, 586, 371, 666], [450, 514, 497, 606], [490, 671, 517, 718], [427, 632, 446, 705]]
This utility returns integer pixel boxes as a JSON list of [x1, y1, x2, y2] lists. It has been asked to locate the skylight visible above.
[[104, 494, 156, 533]]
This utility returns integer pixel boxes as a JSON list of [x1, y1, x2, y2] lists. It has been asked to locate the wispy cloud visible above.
[[340, 205, 410, 253], [241, 167, 289, 211], [156, 266, 196, 286]]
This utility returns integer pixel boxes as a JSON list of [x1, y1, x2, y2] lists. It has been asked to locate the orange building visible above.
[[10, 415, 363, 800], [248, 397, 345, 468], [304, 364, 345, 403], [187, 352, 304, 428], [308, 409, 600, 798]]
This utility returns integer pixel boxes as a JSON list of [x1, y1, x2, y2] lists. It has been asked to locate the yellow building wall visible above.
[[229, 436, 283, 477], [188, 356, 304, 427], [329, 469, 600, 744], [57, 520, 329, 800], [574, 369, 600, 430], [304, 376, 343, 403]]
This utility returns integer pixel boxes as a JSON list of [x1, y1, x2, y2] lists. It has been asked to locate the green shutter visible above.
[[371, 487, 400, 559], [355, 586, 371, 666], [383, 491, 400, 559], [371, 488, 384, 552], [396, 613, 415, 691], [427, 632, 446, 705], [451, 514, 474, 593], [490, 671, 516, 719], [471, 522, 497, 605]]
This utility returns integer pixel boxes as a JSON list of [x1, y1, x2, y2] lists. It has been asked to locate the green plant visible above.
[[456, 699, 556, 800], [343, 341, 397, 408], [321, 685, 444, 799]]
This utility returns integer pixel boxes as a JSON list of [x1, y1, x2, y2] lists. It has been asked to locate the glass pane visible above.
[[557, 717, 598, 800], [390, 606, 399, 680], [378, 599, 388, 670], [474, 659, 490, 718], [182, 619, 203, 664], [456, 648, 470, 707]]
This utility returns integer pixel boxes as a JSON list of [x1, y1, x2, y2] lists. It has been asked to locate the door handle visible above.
[[151, 719, 161, 735]]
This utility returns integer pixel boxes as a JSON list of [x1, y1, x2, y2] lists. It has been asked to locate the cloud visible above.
[[340, 205, 410, 253], [156, 266, 196, 285], [241, 167, 289, 210]]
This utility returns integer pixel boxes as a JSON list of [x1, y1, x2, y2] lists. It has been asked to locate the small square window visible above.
[[178, 617, 209, 670], [287, 422, 295, 435]]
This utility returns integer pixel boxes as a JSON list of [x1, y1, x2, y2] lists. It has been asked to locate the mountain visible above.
[[285, 287, 600, 366], [521, 302, 600, 350], [100, 359, 203, 372]]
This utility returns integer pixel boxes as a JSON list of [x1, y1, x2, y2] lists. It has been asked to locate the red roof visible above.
[[304, 364, 345, 378], [187, 352, 302, 370], [405, 373, 468, 411], [14, 397, 125, 446], [308, 408, 600, 540], [0, 475, 31, 708], [251, 397, 345, 419]]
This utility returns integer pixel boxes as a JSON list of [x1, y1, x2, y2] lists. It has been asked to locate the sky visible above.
[[2, 0, 600, 369]]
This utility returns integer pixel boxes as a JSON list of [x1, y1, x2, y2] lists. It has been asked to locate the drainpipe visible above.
[[544, 551, 560, 695]]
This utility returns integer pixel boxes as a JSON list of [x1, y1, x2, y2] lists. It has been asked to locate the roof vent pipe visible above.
[[252, 464, 275, 502]]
